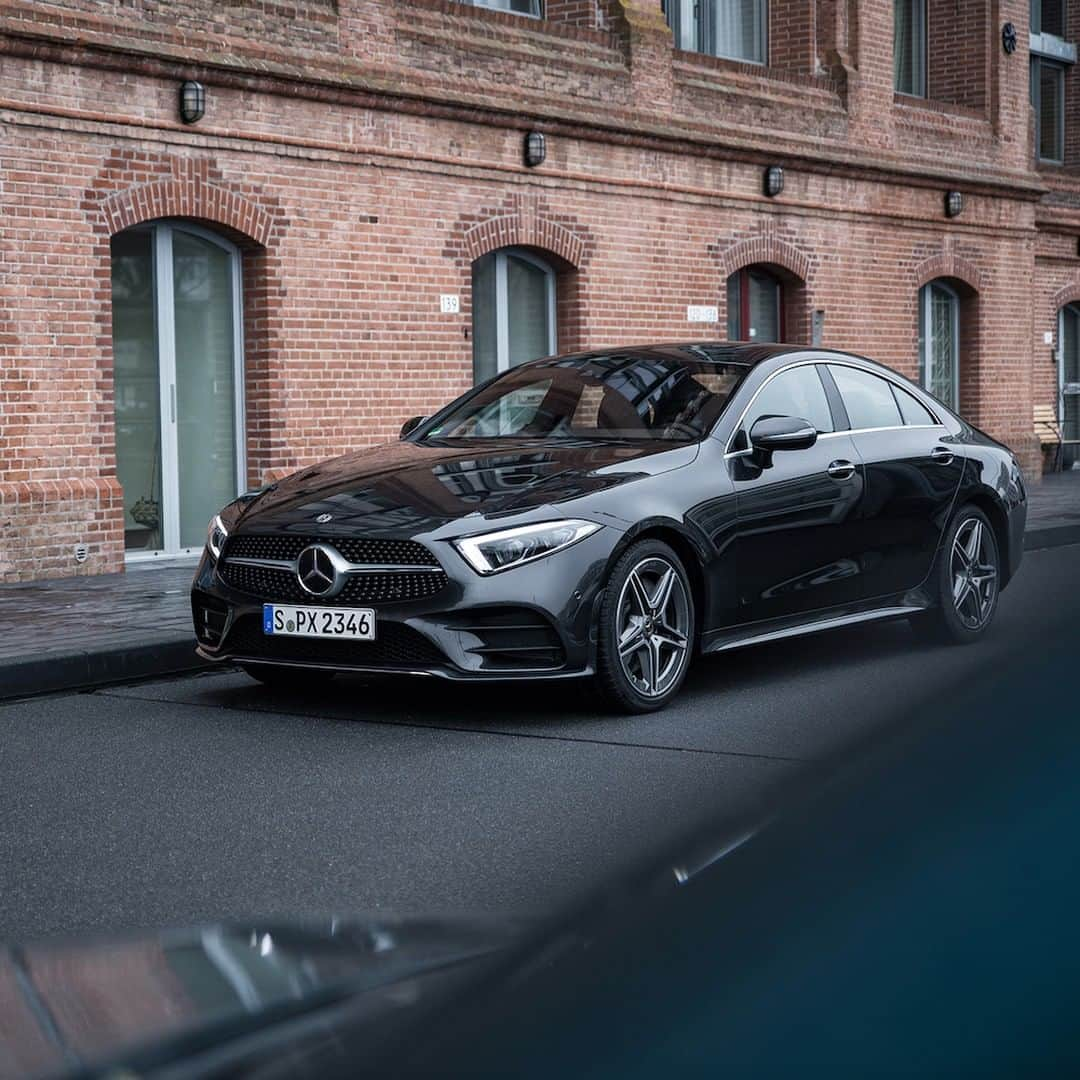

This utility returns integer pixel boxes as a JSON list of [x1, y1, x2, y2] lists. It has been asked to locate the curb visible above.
[[1024, 525, 1080, 551], [0, 638, 210, 703]]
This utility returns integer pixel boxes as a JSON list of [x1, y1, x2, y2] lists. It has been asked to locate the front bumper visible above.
[[191, 527, 618, 681]]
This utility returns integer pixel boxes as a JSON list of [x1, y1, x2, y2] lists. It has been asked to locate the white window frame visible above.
[[918, 281, 960, 410], [488, 247, 557, 375], [123, 220, 245, 562], [894, 0, 927, 97], [664, 0, 768, 66], [467, 0, 542, 17]]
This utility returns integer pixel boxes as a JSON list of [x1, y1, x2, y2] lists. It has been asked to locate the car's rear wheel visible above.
[[239, 663, 336, 688], [911, 505, 1000, 645], [596, 539, 695, 714]]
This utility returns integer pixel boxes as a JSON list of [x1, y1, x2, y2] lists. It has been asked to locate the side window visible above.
[[829, 365, 903, 430], [892, 384, 939, 427], [746, 365, 834, 435]]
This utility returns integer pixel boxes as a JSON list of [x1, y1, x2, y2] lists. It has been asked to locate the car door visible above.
[[729, 362, 866, 625], [824, 363, 965, 601]]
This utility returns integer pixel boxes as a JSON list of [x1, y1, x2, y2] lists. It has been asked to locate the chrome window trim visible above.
[[722, 356, 945, 457]]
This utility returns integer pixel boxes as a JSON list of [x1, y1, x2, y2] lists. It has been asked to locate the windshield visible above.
[[421, 353, 748, 442]]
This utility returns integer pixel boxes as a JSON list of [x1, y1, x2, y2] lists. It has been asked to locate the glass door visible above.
[[111, 222, 244, 558], [1061, 305, 1080, 469]]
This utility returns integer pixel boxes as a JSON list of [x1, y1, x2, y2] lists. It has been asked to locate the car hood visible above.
[[235, 438, 699, 537], [0, 915, 520, 1078]]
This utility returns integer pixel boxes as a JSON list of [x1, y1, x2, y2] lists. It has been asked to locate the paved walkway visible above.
[[0, 473, 1077, 701], [0, 562, 201, 699]]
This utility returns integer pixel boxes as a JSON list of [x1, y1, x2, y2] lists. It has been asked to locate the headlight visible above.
[[206, 514, 229, 560], [453, 519, 601, 575]]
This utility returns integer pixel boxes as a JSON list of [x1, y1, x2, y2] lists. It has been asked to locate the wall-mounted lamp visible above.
[[763, 165, 785, 198], [1002, 22, 1018, 55], [945, 190, 964, 218], [524, 131, 546, 168], [179, 80, 206, 124]]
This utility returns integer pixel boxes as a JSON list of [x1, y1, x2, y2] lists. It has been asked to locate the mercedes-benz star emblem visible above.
[[296, 544, 339, 597], [315, 513, 333, 524]]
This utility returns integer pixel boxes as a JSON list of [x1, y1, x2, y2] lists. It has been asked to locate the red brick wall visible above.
[[0, 0, 1057, 581], [770, 0, 815, 73], [927, 0, 988, 111]]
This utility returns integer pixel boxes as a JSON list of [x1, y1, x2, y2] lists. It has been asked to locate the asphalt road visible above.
[[1, 545, 1076, 943]]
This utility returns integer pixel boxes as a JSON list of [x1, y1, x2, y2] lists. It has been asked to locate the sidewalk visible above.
[[1024, 469, 1080, 550], [0, 562, 203, 701], [1, 475, 1078, 703]]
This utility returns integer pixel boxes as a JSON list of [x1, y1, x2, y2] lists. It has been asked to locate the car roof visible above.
[[546, 342, 830, 368]]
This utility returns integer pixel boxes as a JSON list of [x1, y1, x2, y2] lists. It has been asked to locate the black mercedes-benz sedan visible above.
[[191, 343, 1026, 712]]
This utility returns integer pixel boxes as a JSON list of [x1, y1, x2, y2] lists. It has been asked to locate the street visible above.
[[1, 544, 1075, 943]]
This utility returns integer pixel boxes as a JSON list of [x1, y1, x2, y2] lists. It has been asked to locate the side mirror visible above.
[[400, 415, 428, 439], [748, 415, 817, 467]]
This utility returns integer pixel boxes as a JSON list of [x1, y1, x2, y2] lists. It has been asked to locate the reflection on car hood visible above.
[[0, 915, 519, 1078], [237, 438, 699, 536]]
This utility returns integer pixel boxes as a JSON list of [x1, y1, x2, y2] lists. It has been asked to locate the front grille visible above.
[[225, 535, 439, 567], [223, 615, 446, 669], [444, 607, 566, 671], [218, 534, 448, 605], [218, 562, 448, 605]]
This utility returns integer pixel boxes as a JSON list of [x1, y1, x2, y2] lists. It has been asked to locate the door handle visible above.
[[827, 459, 856, 480], [930, 446, 955, 465]]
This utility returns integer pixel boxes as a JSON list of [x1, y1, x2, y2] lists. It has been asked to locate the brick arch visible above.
[[462, 209, 586, 269], [714, 235, 814, 285], [100, 178, 275, 247], [912, 253, 983, 294], [1051, 281, 1080, 311]]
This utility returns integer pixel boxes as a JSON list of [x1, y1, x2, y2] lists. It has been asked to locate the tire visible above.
[[596, 539, 696, 714], [239, 663, 336, 688], [910, 505, 1000, 646]]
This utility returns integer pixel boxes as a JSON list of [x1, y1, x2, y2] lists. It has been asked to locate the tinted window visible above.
[[746, 365, 834, 434], [892, 384, 938, 426], [423, 355, 748, 442], [830, 365, 903, 430]]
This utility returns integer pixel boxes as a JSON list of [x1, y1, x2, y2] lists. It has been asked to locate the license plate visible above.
[[263, 604, 375, 640]]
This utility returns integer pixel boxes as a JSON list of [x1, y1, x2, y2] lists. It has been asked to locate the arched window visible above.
[[471, 248, 557, 384], [111, 221, 244, 557], [918, 280, 959, 409], [726, 266, 784, 342], [1059, 302, 1080, 468]]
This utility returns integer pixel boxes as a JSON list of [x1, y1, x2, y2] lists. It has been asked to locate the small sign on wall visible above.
[[1043, 331, 1054, 345], [440, 294, 461, 314], [687, 305, 719, 324]]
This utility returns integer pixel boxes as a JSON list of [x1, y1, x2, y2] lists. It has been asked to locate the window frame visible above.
[[726, 266, 786, 343], [1058, 302, 1080, 443], [115, 220, 246, 562], [664, 0, 769, 66], [1032, 55, 1067, 164], [466, 0, 543, 18], [472, 247, 557, 383], [918, 280, 960, 411], [723, 358, 944, 455], [893, 0, 928, 98]]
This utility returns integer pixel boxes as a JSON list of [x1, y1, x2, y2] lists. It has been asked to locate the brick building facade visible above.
[[0, 0, 1077, 581]]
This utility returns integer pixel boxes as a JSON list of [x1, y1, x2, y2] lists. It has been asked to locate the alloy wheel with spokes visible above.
[[616, 557, 691, 698], [910, 504, 1001, 646], [950, 516, 998, 631], [598, 539, 696, 713]]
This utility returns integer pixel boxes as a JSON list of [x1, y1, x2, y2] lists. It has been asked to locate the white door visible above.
[[111, 222, 245, 558]]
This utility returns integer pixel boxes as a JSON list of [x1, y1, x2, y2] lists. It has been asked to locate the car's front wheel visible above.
[[911, 504, 1000, 645], [596, 539, 695, 714], [239, 663, 336, 688]]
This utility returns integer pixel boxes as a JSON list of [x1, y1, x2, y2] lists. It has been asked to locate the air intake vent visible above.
[[445, 607, 565, 671]]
